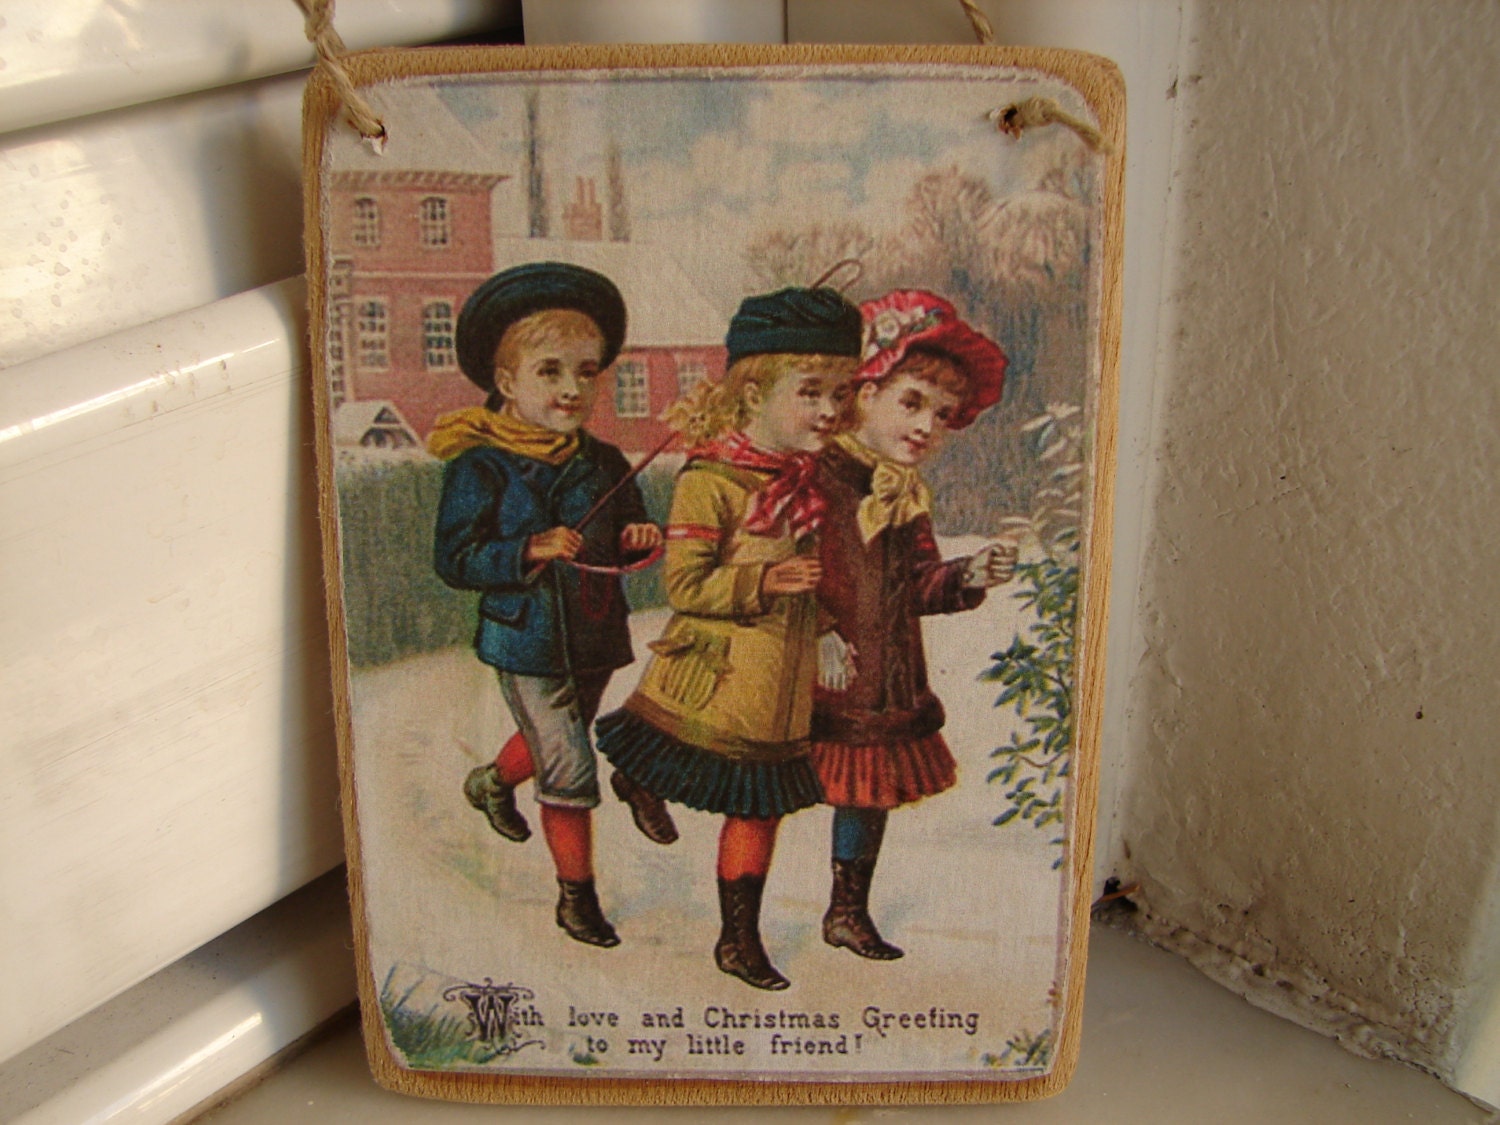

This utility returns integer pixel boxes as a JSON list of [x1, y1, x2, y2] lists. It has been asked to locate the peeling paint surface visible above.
[[1122, 0, 1500, 1088]]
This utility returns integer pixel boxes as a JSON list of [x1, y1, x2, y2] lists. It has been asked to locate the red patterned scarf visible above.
[[688, 431, 825, 539]]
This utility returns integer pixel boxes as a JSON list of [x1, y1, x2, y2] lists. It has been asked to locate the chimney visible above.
[[525, 90, 549, 238], [563, 177, 603, 242], [606, 140, 631, 242]]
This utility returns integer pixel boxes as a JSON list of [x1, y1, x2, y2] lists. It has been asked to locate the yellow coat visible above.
[[624, 460, 819, 763]]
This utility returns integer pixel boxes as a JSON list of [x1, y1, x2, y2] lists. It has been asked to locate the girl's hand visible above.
[[762, 557, 823, 596], [620, 523, 663, 553], [964, 541, 1019, 588], [817, 632, 858, 692], [525, 526, 583, 564]]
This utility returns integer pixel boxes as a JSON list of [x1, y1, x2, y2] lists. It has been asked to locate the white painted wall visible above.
[[522, 0, 784, 44], [1113, 0, 1500, 1099]]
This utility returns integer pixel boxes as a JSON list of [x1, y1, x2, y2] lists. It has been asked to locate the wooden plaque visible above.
[[304, 43, 1122, 1105]]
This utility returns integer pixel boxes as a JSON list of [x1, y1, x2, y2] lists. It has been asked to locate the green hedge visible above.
[[337, 460, 473, 668], [334, 440, 1023, 670], [336, 458, 675, 669]]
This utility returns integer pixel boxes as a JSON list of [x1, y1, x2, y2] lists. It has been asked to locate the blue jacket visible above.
[[433, 434, 648, 676]]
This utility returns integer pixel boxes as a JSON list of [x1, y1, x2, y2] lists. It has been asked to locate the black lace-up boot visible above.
[[823, 857, 904, 960], [463, 764, 531, 842], [610, 770, 679, 844], [555, 878, 620, 947], [714, 875, 789, 990]]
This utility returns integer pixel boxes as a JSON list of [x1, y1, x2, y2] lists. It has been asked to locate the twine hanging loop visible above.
[[988, 97, 1113, 154], [956, 4, 1111, 154], [295, 0, 387, 151], [959, 0, 997, 45]]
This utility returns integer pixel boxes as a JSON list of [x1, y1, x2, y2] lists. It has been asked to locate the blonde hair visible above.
[[840, 348, 970, 431], [493, 308, 604, 377], [663, 352, 860, 446]]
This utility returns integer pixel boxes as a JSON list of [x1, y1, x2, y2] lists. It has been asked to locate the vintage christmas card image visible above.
[[307, 46, 1120, 1100]]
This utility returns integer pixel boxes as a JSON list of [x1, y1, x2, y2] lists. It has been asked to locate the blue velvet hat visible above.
[[455, 261, 627, 393], [726, 287, 863, 366]]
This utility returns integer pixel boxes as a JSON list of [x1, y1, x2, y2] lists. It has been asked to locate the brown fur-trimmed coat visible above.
[[811, 442, 984, 746]]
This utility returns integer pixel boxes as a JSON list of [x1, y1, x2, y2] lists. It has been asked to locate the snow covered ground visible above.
[[348, 537, 1073, 1081]]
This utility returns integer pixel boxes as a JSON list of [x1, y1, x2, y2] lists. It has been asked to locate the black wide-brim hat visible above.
[[726, 286, 863, 366], [455, 261, 627, 392]]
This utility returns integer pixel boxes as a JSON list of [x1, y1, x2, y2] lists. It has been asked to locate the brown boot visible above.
[[610, 770, 679, 845], [555, 878, 620, 947], [463, 764, 530, 842], [823, 858, 904, 960], [714, 875, 789, 990]]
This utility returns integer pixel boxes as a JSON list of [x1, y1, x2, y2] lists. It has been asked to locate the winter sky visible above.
[[342, 66, 1093, 313]]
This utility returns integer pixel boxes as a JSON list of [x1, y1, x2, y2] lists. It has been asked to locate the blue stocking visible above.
[[831, 807, 888, 864]]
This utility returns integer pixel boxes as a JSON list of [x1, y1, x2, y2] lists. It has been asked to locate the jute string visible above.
[[296, 0, 386, 150], [959, 0, 997, 45], [961, 2, 1112, 153], [989, 96, 1112, 153]]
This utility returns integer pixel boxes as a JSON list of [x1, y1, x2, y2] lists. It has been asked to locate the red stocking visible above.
[[493, 731, 534, 786], [540, 805, 594, 883], [717, 816, 781, 880]]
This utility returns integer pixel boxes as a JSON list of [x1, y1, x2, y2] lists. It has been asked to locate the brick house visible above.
[[326, 167, 506, 439], [326, 98, 728, 457]]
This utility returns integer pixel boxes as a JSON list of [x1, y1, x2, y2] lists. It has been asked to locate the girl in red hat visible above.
[[810, 289, 1018, 960]]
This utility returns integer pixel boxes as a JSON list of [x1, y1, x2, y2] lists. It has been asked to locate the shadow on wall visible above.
[[278, 343, 344, 887], [195, 71, 307, 299]]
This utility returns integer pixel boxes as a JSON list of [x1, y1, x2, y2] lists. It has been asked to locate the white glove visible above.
[[963, 541, 1019, 589], [817, 631, 858, 692]]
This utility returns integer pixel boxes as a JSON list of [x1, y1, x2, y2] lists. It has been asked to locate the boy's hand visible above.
[[762, 557, 823, 596], [525, 526, 583, 564], [817, 632, 858, 692], [964, 541, 1019, 588], [620, 523, 663, 554]]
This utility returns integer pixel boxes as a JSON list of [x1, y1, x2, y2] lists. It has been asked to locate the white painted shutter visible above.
[[0, 0, 521, 1094]]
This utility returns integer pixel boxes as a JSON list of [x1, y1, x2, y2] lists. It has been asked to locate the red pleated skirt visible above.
[[808, 732, 957, 810]]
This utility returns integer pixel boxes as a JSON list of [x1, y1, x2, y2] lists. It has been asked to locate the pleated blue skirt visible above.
[[595, 708, 822, 819]]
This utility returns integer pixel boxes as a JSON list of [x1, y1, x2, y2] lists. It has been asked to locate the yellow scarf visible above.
[[833, 433, 933, 543], [427, 406, 580, 465]]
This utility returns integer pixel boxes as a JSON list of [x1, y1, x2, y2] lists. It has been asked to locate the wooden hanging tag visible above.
[[303, 42, 1123, 1106]]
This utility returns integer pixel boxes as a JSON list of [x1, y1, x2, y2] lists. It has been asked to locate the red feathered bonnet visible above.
[[855, 290, 1007, 429]]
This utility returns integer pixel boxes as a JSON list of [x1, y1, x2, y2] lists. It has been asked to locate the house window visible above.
[[419, 196, 450, 247], [356, 299, 389, 370], [675, 358, 708, 402], [329, 255, 353, 298], [422, 300, 457, 370], [328, 302, 350, 406], [614, 360, 650, 418], [352, 197, 380, 247]]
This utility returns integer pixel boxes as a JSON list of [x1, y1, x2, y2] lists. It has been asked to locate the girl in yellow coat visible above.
[[596, 286, 861, 989]]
